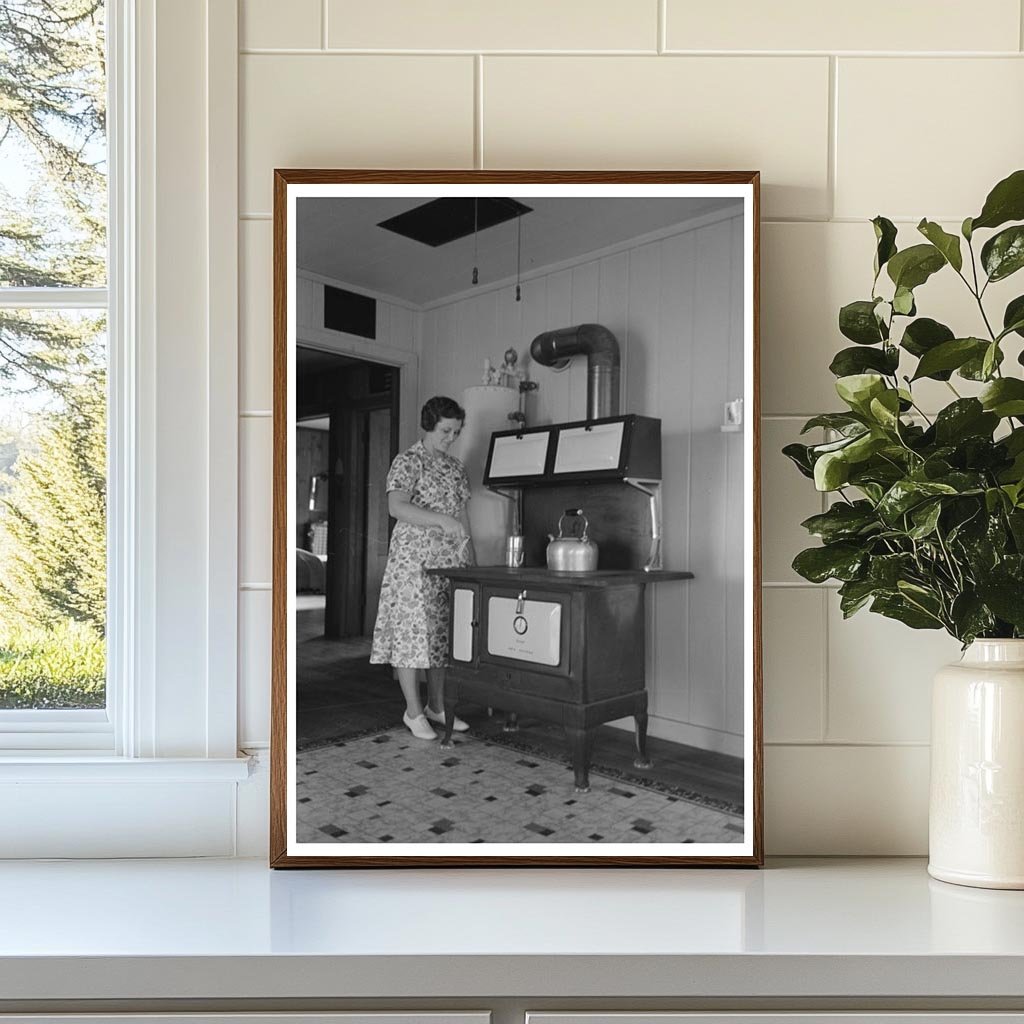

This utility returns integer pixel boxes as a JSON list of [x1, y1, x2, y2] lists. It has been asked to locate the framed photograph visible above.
[[270, 170, 762, 867]]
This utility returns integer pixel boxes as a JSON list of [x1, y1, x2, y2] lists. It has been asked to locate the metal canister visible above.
[[505, 534, 525, 568]]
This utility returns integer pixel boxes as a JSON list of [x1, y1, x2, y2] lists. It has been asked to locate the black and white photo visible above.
[[271, 171, 763, 867]]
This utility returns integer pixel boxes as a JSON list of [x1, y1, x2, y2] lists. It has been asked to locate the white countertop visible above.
[[2, 857, 1024, 1002]]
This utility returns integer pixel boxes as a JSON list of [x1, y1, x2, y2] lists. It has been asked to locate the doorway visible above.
[[295, 346, 399, 642]]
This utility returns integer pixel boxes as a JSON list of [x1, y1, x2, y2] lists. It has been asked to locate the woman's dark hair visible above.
[[421, 395, 465, 432]]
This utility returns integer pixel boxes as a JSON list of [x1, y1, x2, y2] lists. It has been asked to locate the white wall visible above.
[[236, 0, 1024, 853]]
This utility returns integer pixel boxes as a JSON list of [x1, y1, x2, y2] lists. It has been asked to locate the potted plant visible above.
[[785, 169, 1024, 889]]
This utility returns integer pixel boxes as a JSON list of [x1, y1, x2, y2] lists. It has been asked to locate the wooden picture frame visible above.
[[271, 170, 763, 867]]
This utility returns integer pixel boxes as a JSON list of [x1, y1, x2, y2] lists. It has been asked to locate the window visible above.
[[0, 1, 110, 741]]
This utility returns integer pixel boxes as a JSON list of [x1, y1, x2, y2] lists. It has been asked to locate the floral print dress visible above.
[[370, 440, 472, 669]]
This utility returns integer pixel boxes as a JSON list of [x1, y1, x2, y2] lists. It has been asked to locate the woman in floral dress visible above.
[[370, 396, 475, 740]]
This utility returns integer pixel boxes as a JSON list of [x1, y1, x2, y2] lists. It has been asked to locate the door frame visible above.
[[295, 327, 414, 638], [293, 323, 418, 452]]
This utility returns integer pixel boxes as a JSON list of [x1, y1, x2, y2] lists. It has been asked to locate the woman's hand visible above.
[[436, 514, 467, 538]]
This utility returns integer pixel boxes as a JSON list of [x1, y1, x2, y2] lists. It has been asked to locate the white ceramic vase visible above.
[[929, 639, 1024, 889]]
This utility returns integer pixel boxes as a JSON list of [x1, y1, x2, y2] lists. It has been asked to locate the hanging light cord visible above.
[[515, 210, 522, 302], [472, 198, 479, 286]]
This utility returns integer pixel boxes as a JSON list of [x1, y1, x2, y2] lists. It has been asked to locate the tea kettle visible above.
[[546, 508, 599, 572]]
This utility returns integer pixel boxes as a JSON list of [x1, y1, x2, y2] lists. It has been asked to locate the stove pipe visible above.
[[529, 324, 621, 420]]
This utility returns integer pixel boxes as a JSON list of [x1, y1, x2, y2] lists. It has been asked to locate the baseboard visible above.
[[605, 714, 744, 759]]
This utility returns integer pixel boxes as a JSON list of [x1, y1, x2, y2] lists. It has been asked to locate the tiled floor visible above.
[[295, 606, 745, 845], [295, 726, 744, 844]]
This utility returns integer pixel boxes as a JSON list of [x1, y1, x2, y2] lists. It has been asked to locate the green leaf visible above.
[[1006, 428, 1024, 456], [809, 433, 866, 456], [933, 399, 999, 445], [962, 216, 974, 241], [839, 300, 887, 345], [917, 219, 963, 272], [855, 481, 885, 504], [911, 337, 988, 381], [908, 500, 943, 539], [950, 593, 996, 644], [1003, 295, 1024, 340], [792, 543, 866, 584], [976, 577, 1024, 629], [835, 373, 887, 413], [782, 442, 815, 479], [868, 389, 902, 430], [844, 432, 887, 463], [982, 341, 1001, 381], [887, 244, 946, 291], [838, 579, 882, 618], [800, 501, 879, 543], [871, 594, 943, 630], [877, 479, 958, 524], [980, 378, 1024, 418], [800, 413, 866, 435], [872, 216, 898, 277], [892, 286, 916, 316], [900, 319, 955, 378], [985, 487, 1009, 514], [1003, 481, 1024, 506], [868, 552, 915, 587], [959, 344, 1004, 381], [814, 450, 851, 491], [933, 470, 987, 494], [981, 225, 1024, 283], [849, 457, 908, 490], [970, 169, 1024, 233], [829, 345, 899, 378], [1008, 508, 1024, 547]]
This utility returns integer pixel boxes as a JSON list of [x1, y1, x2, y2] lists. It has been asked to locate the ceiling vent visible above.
[[377, 198, 532, 247], [324, 284, 376, 339]]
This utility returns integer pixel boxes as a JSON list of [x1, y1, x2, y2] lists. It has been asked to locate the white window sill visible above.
[[0, 754, 252, 782]]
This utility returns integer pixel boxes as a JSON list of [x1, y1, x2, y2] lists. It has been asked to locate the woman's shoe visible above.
[[425, 706, 470, 732], [402, 711, 437, 740]]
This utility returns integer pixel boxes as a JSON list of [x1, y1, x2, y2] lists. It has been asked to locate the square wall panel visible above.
[[240, 55, 474, 214], [483, 56, 830, 220], [241, 0, 322, 49], [766, 743, 930, 854], [836, 58, 1024, 221], [666, 0, 1020, 52], [328, 0, 657, 51]]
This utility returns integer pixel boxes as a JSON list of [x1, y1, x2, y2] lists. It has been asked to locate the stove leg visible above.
[[567, 726, 592, 793], [439, 694, 458, 749], [633, 693, 653, 770]]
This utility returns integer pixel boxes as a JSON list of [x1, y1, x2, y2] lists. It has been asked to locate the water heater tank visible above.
[[453, 385, 519, 565]]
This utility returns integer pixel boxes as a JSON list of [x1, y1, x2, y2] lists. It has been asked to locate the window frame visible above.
[[0, 0, 246, 820], [0, 0, 128, 754]]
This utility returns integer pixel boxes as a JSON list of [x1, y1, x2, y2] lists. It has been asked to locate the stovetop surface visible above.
[[426, 566, 693, 587]]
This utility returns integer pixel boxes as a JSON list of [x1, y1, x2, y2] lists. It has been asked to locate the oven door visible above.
[[450, 584, 478, 664], [479, 587, 572, 676]]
